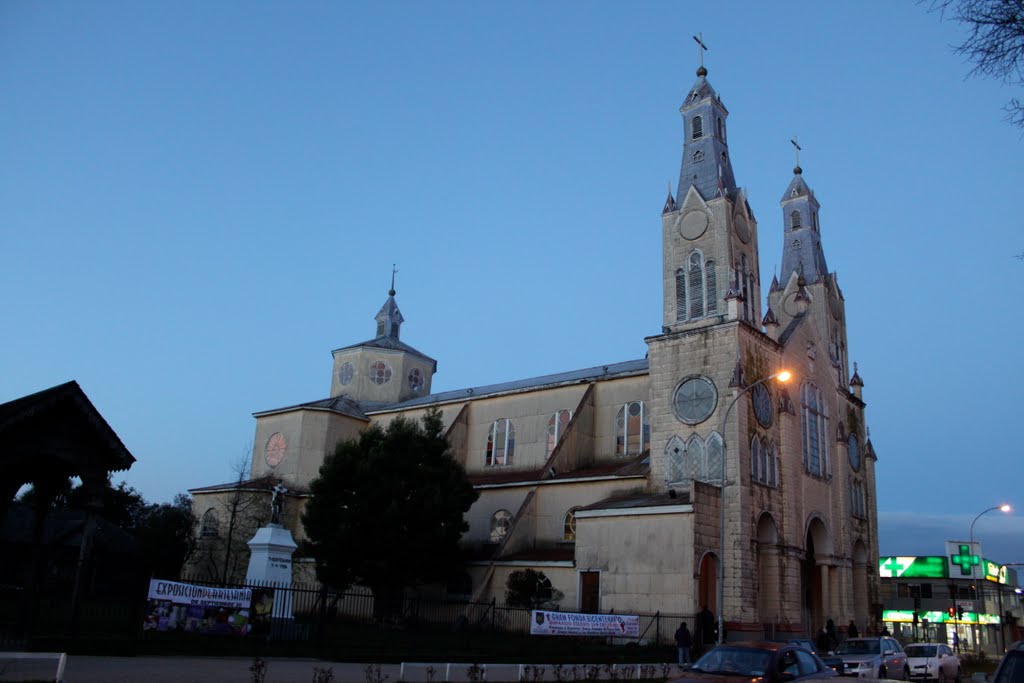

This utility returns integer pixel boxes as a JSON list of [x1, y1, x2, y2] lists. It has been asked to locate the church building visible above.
[[187, 61, 880, 640]]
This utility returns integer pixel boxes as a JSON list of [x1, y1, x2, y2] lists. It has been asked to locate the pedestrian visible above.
[[698, 605, 715, 651], [881, 625, 890, 637], [952, 630, 960, 653], [847, 619, 859, 639], [816, 627, 831, 653], [675, 621, 693, 665], [826, 618, 838, 650]]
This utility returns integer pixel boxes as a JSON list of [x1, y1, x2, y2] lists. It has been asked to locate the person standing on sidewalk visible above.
[[675, 621, 693, 665]]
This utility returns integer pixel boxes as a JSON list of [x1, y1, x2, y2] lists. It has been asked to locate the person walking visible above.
[[847, 620, 859, 639], [675, 621, 693, 665], [952, 630, 960, 653], [697, 605, 715, 652]]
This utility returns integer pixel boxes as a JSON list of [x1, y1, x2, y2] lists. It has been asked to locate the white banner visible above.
[[530, 610, 640, 637], [147, 579, 253, 609]]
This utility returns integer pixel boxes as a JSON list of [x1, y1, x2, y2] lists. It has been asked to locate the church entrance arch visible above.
[[697, 551, 718, 619], [756, 513, 780, 633], [801, 516, 832, 635]]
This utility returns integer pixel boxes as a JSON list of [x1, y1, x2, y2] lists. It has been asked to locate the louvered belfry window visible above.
[[791, 210, 802, 230], [675, 269, 687, 322], [705, 260, 717, 314], [688, 252, 704, 319], [692, 115, 703, 139]]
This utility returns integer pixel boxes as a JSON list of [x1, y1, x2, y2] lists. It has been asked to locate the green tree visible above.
[[134, 493, 197, 579], [302, 408, 478, 614]]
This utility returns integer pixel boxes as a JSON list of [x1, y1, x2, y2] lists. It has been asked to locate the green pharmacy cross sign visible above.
[[951, 545, 980, 576], [879, 556, 949, 578]]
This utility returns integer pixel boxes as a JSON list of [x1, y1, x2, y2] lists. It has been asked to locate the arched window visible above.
[[490, 509, 514, 542], [615, 401, 649, 455], [850, 479, 866, 518], [791, 210, 802, 230], [717, 118, 724, 139], [706, 432, 724, 484], [751, 437, 760, 482], [563, 508, 580, 541], [768, 442, 778, 486], [686, 434, 706, 480], [801, 383, 829, 478], [705, 259, 717, 314], [675, 268, 687, 322], [692, 149, 704, 163], [692, 115, 703, 139], [688, 252, 705, 319], [200, 508, 219, 538], [740, 254, 750, 322], [666, 435, 686, 483], [486, 419, 515, 466], [546, 410, 573, 456]]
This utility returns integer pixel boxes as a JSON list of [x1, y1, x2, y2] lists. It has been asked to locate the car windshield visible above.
[[837, 639, 880, 655], [691, 647, 773, 676], [906, 646, 938, 658]]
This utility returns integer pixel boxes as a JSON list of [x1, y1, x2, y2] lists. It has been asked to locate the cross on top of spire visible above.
[[791, 137, 803, 175], [692, 33, 708, 76]]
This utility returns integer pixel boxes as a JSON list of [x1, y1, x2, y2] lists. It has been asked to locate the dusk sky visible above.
[[3, 3, 1023, 566]]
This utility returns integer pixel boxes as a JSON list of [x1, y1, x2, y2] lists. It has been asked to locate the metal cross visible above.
[[390, 264, 398, 294], [791, 136, 802, 168], [692, 33, 708, 69]]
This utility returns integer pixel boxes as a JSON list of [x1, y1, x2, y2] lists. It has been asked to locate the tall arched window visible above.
[[751, 436, 760, 482], [688, 252, 705, 319], [705, 259, 717, 314], [768, 442, 778, 486], [686, 434, 705, 480], [791, 210, 802, 230], [666, 435, 686, 482], [717, 118, 724, 139], [563, 507, 581, 541], [740, 254, 750, 322], [486, 418, 515, 466], [615, 401, 649, 455], [692, 115, 703, 139], [675, 268, 687, 322], [706, 432, 724, 484], [801, 383, 829, 477], [200, 508, 220, 538], [546, 410, 573, 456]]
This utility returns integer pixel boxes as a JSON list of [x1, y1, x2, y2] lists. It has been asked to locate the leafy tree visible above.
[[302, 408, 478, 614], [505, 569, 564, 609], [134, 493, 197, 579], [928, 0, 1024, 127]]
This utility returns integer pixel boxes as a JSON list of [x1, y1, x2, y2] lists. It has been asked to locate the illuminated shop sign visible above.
[[879, 556, 947, 578]]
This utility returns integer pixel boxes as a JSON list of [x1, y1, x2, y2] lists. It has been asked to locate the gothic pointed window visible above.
[[740, 254, 750, 322], [791, 210, 802, 230], [486, 418, 515, 466], [692, 115, 703, 139], [717, 118, 724, 140], [666, 435, 686, 483], [801, 383, 829, 478], [686, 434, 706, 480], [751, 437, 760, 482], [706, 432, 724, 485], [705, 259, 717, 314], [616, 401, 649, 455], [688, 252, 705, 319], [200, 509, 220, 538], [759, 437, 768, 482], [546, 409, 573, 457], [768, 442, 778, 486], [675, 268, 687, 322]]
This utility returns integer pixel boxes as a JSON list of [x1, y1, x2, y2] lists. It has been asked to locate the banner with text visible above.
[[147, 579, 252, 609], [530, 610, 640, 637]]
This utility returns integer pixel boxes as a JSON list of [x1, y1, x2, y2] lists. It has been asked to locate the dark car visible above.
[[783, 639, 844, 674], [671, 641, 837, 683], [992, 640, 1024, 683]]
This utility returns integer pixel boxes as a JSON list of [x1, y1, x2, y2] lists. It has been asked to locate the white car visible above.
[[905, 643, 960, 683]]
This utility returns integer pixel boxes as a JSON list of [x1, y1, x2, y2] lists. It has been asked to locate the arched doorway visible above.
[[697, 551, 718, 649], [801, 517, 832, 635], [756, 513, 780, 634]]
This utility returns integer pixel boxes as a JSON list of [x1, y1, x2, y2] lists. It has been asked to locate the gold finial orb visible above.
[[794, 165, 802, 175], [696, 65, 707, 77]]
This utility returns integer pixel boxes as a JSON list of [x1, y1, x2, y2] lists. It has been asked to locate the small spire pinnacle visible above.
[[389, 264, 398, 296], [791, 136, 802, 175], [693, 33, 708, 76]]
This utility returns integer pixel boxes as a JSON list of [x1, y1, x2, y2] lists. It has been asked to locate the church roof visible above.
[[468, 452, 648, 487], [579, 489, 692, 512], [188, 474, 310, 496], [253, 394, 369, 421], [777, 311, 809, 347], [364, 358, 650, 413], [332, 334, 437, 365]]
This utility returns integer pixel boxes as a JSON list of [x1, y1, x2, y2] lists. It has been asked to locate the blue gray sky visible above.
[[3, 2, 1023, 565]]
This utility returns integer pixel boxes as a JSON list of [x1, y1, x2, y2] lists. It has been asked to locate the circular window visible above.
[[752, 384, 773, 428], [408, 367, 423, 392], [265, 433, 287, 467], [673, 376, 717, 425], [848, 434, 861, 472], [338, 362, 354, 386], [490, 510, 513, 543], [369, 361, 392, 385]]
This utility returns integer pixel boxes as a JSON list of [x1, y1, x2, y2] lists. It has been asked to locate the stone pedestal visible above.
[[245, 523, 298, 620]]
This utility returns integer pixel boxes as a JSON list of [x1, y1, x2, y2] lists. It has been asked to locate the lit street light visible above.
[[968, 504, 1011, 653], [716, 370, 791, 644]]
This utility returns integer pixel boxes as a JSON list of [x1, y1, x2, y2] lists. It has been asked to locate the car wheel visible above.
[[955, 669, 961, 682], [880, 666, 888, 679], [939, 669, 946, 683], [904, 666, 911, 680]]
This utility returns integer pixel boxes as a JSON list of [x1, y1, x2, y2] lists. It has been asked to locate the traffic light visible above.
[[948, 606, 956, 619], [957, 606, 964, 620]]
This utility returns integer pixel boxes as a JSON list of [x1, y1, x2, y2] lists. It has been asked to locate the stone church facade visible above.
[[187, 64, 880, 639]]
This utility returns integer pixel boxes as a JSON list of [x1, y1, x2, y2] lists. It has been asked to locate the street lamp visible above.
[[716, 369, 792, 644], [968, 504, 1011, 653]]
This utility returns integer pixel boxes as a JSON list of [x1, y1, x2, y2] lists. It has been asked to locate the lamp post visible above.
[[716, 370, 791, 644], [968, 504, 1011, 654]]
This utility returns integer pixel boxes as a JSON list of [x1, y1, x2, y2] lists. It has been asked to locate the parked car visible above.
[[991, 640, 1024, 683], [671, 641, 837, 683], [834, 636, 909, 679], [782, 639, 844, 674], [904, 643, 960, 682]]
